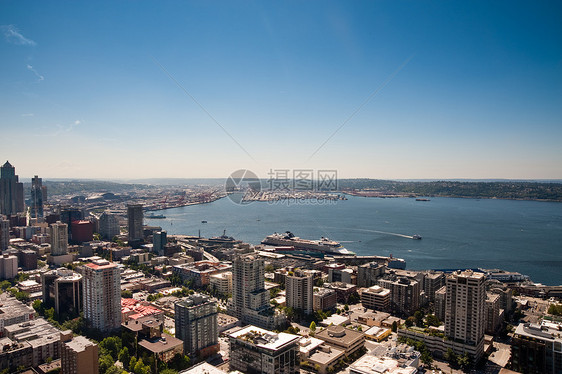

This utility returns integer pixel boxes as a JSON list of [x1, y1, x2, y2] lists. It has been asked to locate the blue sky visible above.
[[1, 1, 561, 179]]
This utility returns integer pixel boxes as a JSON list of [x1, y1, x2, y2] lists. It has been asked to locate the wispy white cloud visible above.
[[21, 113, 34, 117], [36, 120, 82, 137], [27, 64, 44, 82], [1, 25, 36, 46]]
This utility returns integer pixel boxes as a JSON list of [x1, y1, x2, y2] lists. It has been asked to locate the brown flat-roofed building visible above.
[[138, 333, 184, 363], [60, 332, 98, 374], [315, 325, 365, 357]]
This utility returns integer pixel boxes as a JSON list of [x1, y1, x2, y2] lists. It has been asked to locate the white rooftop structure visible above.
[[229, 325, 300, 351], [319, 313, 350, 327], [350, 355, 418, 374]]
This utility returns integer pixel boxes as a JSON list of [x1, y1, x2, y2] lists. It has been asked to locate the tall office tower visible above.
[[31, 175, 43, 218], [285, 269, 313, 314], [60, 331, 99, 374], [0, 218, 9, 250], [82, 259, 121, 332], [153, 230, 167, 255], [42, 185, 48, 204], [232, 253, 285, 329], [0, 161, 24, 215], [50, 221, 69, 255], [127, 204, 143, 242], [444, 270, 486, 361], [174, 294, 219, 358], [98, 211, 120, 240]]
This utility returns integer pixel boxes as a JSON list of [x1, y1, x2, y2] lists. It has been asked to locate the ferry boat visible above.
[[146, 214, 166, 219], [261, 231, 354, 255]]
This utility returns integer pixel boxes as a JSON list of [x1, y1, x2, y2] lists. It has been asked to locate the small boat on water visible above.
[[412, 234, 422, 240], [416, 198, 430, 201], [146, 214, 166, 219], [201, 220, 208, 223]]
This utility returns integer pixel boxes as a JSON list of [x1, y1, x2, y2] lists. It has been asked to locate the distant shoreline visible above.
[[343, 191, 562, 203]]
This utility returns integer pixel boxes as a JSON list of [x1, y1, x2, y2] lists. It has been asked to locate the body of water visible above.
[[146, 195, 562, 285]]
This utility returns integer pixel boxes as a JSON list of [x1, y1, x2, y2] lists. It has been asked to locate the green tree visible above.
[[457, 352, 471, 371], [118, 347, 130, 369], [391, 321, 398, 332], [421, 351, 433, 366], [168, 354, 191, 371], [0, 280, 12, 290], [99, 354, 115, 374], [309, 321, 316, 332], [444, 348, 457, 364], [426, 314, 440, 327], [100, 336, 122, 360], [548, 304, 562, 316], [121, 290, 133, 298], [405, 316, 415, 327], [414, 310, 424, 327]]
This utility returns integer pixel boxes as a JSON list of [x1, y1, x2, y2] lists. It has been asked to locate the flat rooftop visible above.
[[138, 333, 183, 353], [350, 355, 417, 374], [64, 336, 96, 353], [229, 325, 299, 351]]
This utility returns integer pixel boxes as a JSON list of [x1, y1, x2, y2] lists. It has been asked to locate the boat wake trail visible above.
[[327, 227, 414, 239]]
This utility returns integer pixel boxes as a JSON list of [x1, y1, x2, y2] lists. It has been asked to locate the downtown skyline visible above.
[[1, 1, 561, 180]]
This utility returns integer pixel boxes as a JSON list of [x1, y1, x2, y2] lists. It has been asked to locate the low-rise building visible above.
[[313, 288, 337, 311], [361, 285, 391, 312], [323, 282, 357, 303], [209, 271, 232, 296], [364, 326, 392, 342], [138, 334, 184, 363], [228, 325, 300, 374], [172, 261, 231, 287], [315, 325, 365, 357], [0, 294, 35, 333], [299, 336, 345, 374]]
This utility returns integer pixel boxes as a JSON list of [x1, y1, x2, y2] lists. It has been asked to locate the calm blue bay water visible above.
[[147, 195, 562, 286]]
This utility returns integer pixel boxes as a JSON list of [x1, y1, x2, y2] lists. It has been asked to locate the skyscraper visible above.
[[0, 161, 24, 215], [0, 218, 9, 251], [82, 259, 121, 332], [231, 253, 285, 329], [127, 204, 143, 243], [174, 294, 219, 358], [31, 175, 43, 218], [444, 270, 486, 361], [285, 269, 313, 314], [153, 230, 167, 255], [98, 211, 119, 240], [50, 221, 69, 256]]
